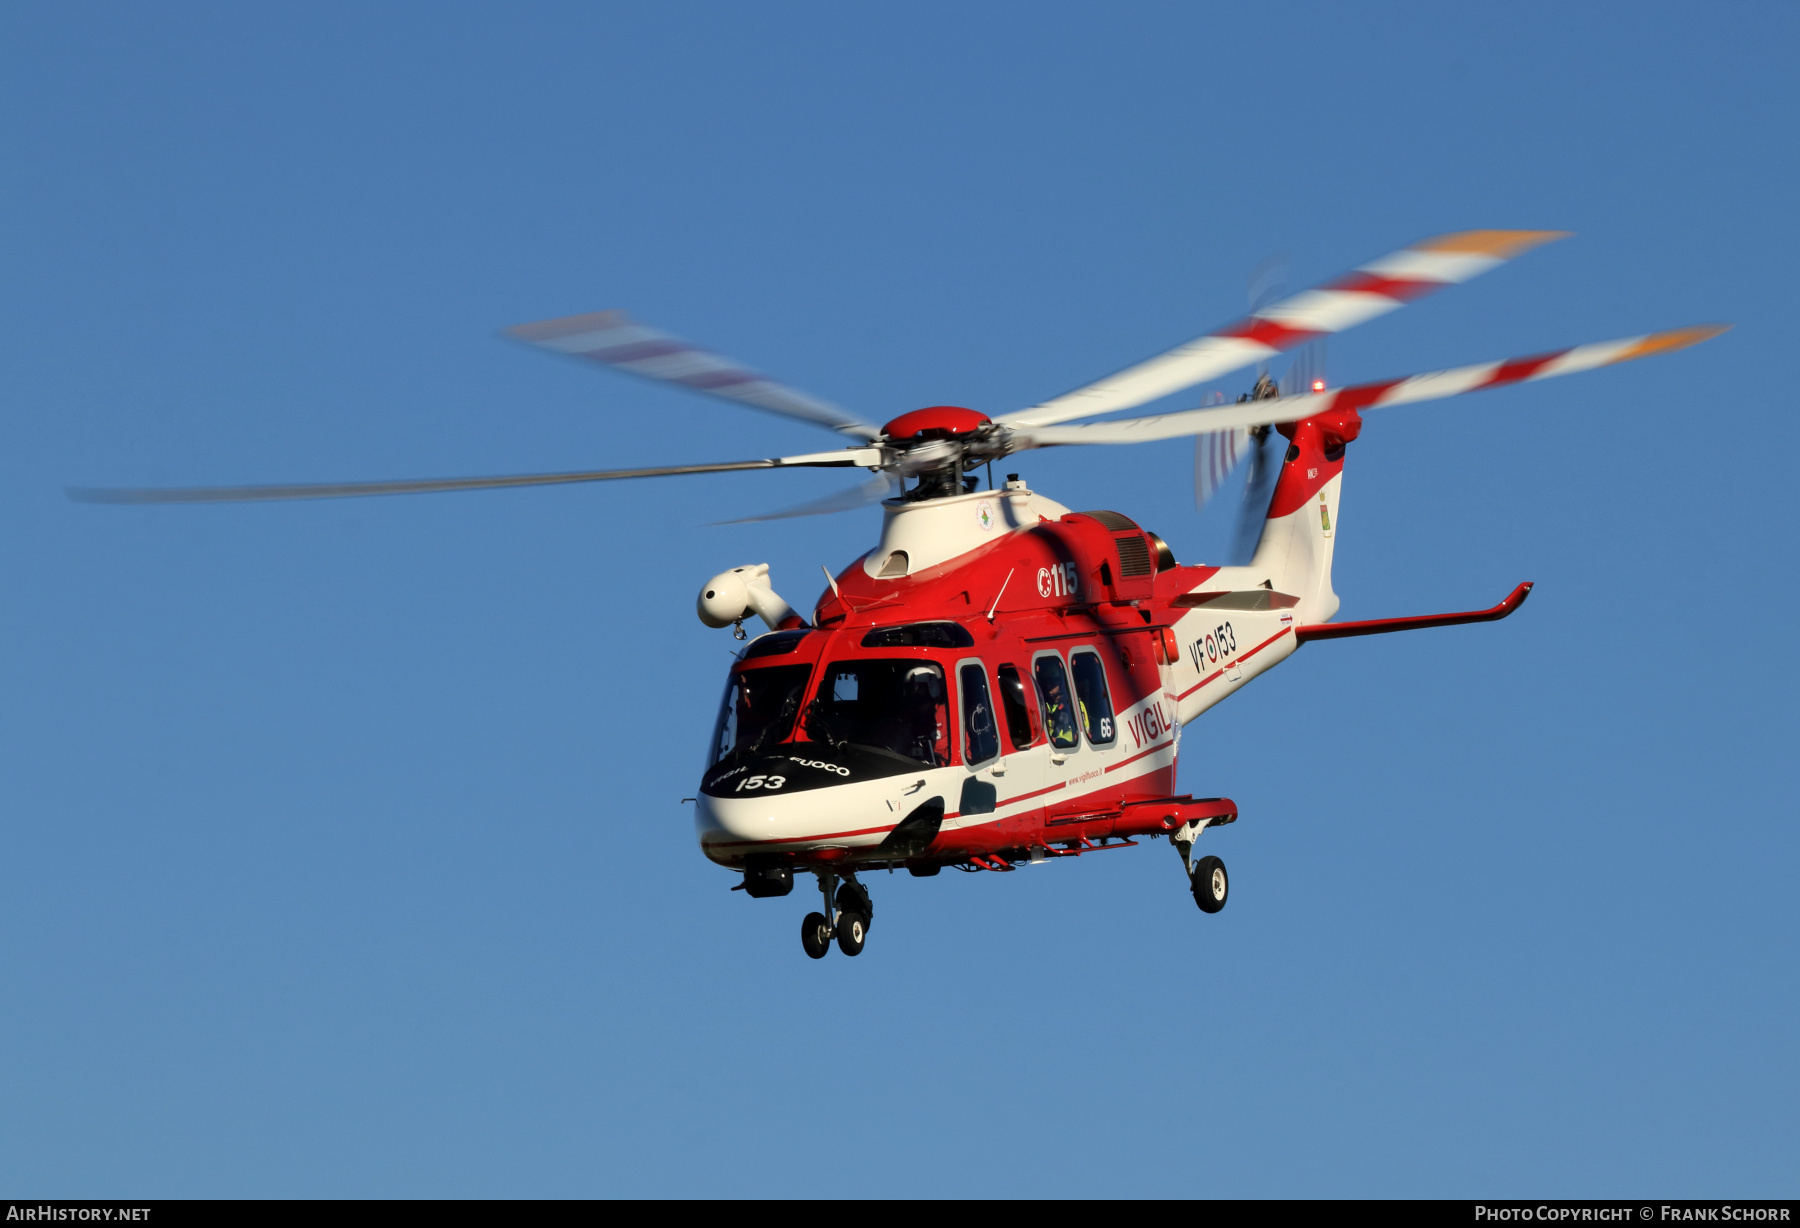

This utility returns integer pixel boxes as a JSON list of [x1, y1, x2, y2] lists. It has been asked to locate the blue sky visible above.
[[2, 2, 1795, 1197]]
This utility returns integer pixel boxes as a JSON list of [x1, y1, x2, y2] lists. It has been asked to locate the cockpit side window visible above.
[[709, 664, 811, 765], [958, 662, 1000, 767], [1032, 654, 1081, 750], [1069, 649, 1116, 746], [860, 622, 975, 649], [996, 663, 1038, 751], [803, 659, 949, 767], [740, 629, 809, 660]]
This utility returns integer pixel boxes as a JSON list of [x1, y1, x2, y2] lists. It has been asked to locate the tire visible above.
[[835, 912, 867, 956], [801, 912, 832, 959], [1193, 855, 1228, 914]]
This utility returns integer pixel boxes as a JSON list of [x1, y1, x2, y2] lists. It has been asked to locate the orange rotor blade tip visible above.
[[1415, 229, 1573, 258], [1613, 323, 1734, 363]]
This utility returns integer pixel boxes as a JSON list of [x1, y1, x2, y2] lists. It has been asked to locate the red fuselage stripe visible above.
[[1106, 739, 1174, 773], [1176, 627, 1291, 700], [999, 780, 1068, 806], [1180, 668, 1224, 698], [704, 821, 898, 849], [711, 747, 1182, 855]]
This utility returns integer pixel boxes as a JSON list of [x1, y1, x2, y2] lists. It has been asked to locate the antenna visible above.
[[821, 563, 854, 612], [985, 568, 1015, 622]]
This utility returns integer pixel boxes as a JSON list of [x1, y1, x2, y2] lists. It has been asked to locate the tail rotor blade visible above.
[[1193, 427, 1250, 511], [1246, 251, 1291, 315], [1280, 338, 1327, 397], [1248, 252, 1289, 389], [1230, 430, 1279, 565]]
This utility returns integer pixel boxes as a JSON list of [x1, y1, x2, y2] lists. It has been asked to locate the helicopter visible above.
[[73, 230, 1726, 959]]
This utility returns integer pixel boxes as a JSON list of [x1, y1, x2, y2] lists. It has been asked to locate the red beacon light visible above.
[[1311, 379, 1327, 393]]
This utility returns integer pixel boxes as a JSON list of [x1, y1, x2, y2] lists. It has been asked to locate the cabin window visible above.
[[710, 664, 811, 764], [959, 662, 1000, 766], [996, 663, 1037, 751], [1032, 654, 1081, 751], [803, 659, 949, 767], [1069, 649, 1116, 746]]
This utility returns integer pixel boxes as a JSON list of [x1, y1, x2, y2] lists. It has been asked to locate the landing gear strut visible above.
[[799, 869, 873, 958], [1172, 820, 1229, 915]]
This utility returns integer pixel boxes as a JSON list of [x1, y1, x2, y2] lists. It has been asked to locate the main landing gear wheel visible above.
[[801, 912, 832, 959], [835, 912, 868, 956], [1193, 855, 1228, 914]]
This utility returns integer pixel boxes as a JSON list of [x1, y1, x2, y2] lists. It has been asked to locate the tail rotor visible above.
[[1229, 425, 1279, 565], [1194, 254, 1326, 563]]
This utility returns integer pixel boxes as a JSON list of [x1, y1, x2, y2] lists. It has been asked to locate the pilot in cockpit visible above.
[[1036, 667, 1082, 750], [901, 665, 949, 767]]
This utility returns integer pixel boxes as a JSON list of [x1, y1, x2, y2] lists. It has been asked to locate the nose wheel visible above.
[[799, 871, 873, 958]]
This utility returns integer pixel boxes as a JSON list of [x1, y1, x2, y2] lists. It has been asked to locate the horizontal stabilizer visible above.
[[1173, 589, 1300, 611], [1295, 582, 1533, 642]]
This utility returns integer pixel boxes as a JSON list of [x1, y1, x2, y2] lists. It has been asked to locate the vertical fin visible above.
[[1247, 408, 1363, 623]]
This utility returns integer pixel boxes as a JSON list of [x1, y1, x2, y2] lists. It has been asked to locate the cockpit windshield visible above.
[[803, 659, 950, 767], [709, 664, 812, 765]]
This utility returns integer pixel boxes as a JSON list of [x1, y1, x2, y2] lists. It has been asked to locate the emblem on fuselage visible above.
[[1036, 561, 1080, 599]]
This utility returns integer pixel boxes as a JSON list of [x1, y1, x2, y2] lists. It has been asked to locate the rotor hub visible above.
[[880, 406, 991, 442]]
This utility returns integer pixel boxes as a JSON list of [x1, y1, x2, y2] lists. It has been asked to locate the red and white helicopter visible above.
[[76, 230, 1725, 959]]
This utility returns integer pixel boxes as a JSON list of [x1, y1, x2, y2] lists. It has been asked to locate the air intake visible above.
[[1114, 534, 1153, 578]]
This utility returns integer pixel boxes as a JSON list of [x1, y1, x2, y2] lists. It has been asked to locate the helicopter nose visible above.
[[694, 791, 782, 842], [695, 785, 837, 858], [694, 771, 896, 866]]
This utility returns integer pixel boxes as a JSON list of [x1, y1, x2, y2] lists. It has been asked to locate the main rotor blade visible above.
[[713, 470, 902, 524], [1012, 324, 1730, 448], [503, 310, 878, 441], [998, 229, 1569, 429], [68, 447, 883, 505]]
